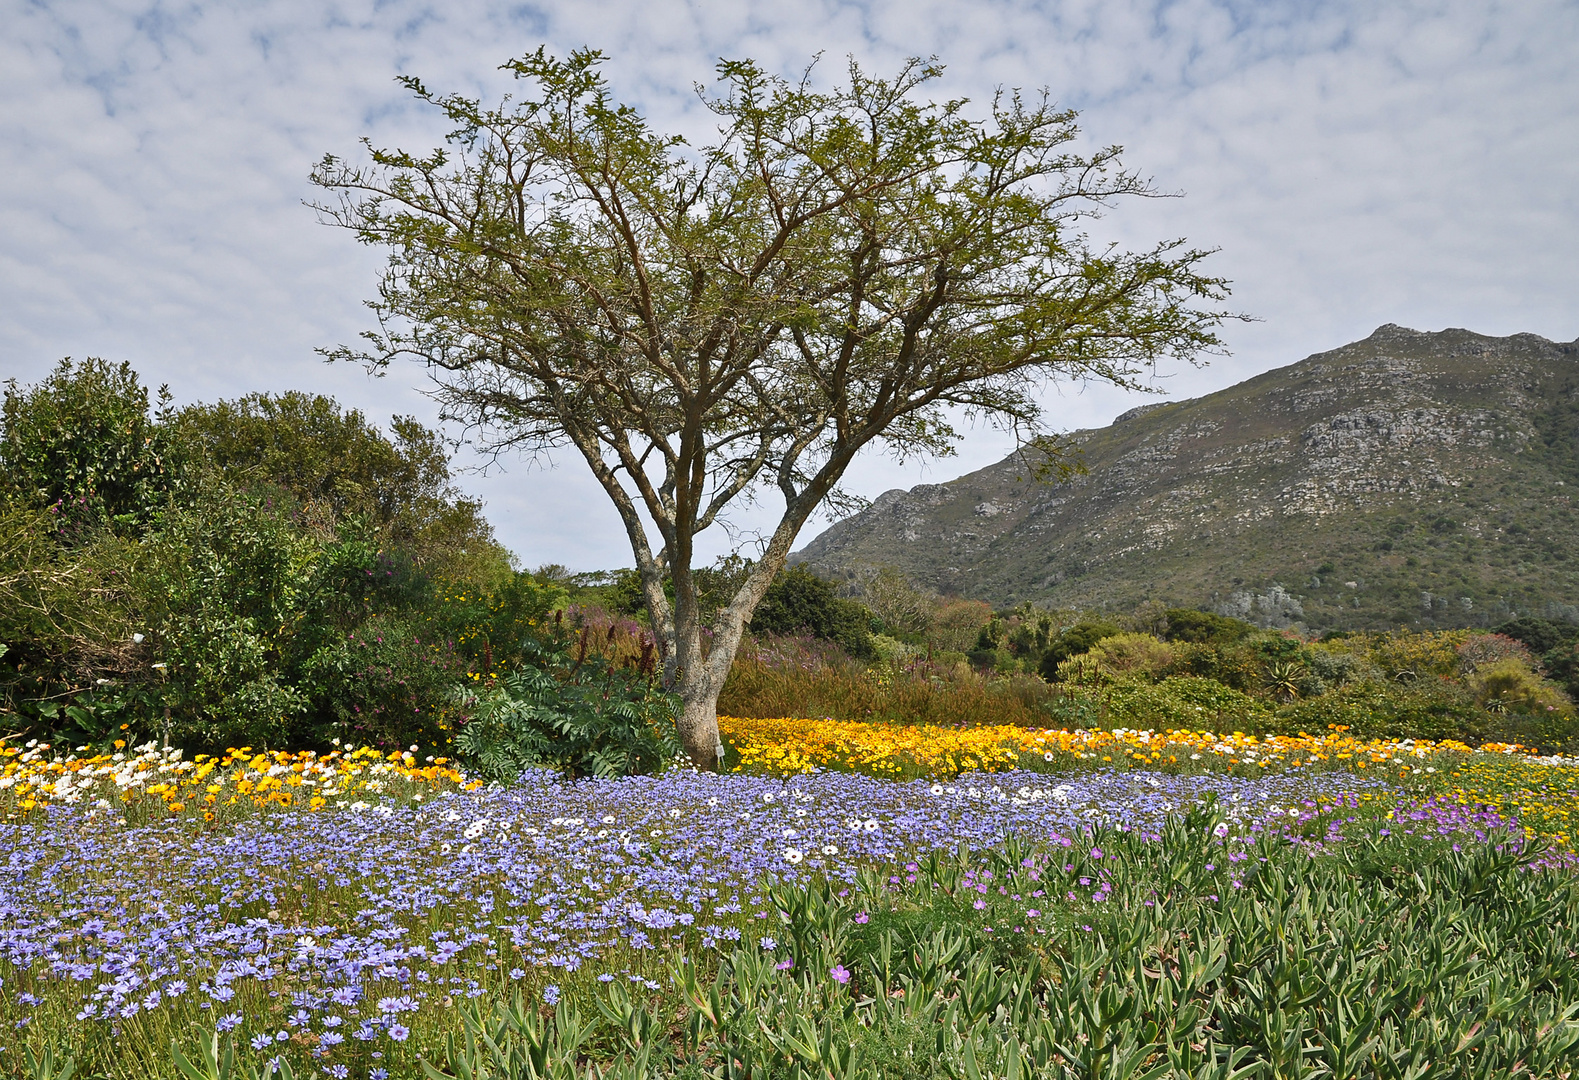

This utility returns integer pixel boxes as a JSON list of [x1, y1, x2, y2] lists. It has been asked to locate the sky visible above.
[[3, 0, 1577, 571]]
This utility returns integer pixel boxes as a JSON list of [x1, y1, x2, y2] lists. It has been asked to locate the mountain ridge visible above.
[[794, 325, 1579, 632]]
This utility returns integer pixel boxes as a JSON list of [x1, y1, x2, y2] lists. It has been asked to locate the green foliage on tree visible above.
[[311, 48, 1236, 766], [1, 358, 182, 534]]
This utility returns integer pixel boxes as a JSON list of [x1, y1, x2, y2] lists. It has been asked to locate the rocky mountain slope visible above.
[[795, 325, 1579, 631]]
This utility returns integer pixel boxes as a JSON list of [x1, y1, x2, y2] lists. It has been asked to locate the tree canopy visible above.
[[312, 49, 1237, 765]]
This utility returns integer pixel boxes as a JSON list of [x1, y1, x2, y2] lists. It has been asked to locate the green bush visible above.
[[134, 483, 320, 749], [300, 612, 468, 750], [453, 632, 680, 780], [1073, 675, 1270, 732], [0, 361, 542, 753], [1036, 619, 1121, 680], [170, 391, 510, 579], [750, 565, 875, 660], [0, 358, 182, 533], [1545, 640, 1579, 704], [1273, 679, 1480, 742], [1162, 607, 1253, 644]]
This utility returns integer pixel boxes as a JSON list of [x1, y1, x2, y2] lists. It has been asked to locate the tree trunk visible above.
[[676, 681, 724, 770]]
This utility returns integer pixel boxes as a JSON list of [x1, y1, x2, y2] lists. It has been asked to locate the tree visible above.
[[312, 50, 1237, 766], [859, 565, 939, 638], [171, 392, 510, 582], [1, 358, 181, 534]]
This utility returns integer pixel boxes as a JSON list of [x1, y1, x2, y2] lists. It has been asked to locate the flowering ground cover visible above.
[[720, 714, 1507, 780], [0, 733, 1576, 1077], [0, 741, 477, 824]]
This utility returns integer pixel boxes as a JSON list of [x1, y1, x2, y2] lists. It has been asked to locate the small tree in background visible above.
[[749, 565, 875, 660], [312, 50, 1236, 766], [1, 358, 181, 534]]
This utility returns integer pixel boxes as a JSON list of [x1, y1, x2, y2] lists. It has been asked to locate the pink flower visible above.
[[973, 899, 986, 910], [853, 912, 869, 924], [830, 965, 851, 984], [1090, 848, 1103, 860]]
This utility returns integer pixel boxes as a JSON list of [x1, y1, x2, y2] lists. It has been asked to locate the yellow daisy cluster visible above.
[[0, 738, 479, 821], [719, 715, 1516, 780]]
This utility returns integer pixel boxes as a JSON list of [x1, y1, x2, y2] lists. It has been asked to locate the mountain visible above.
[[794, 325, 1579, 632]]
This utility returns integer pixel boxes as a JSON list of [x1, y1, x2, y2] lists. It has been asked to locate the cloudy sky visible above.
[[4, 0, 1577, 570]]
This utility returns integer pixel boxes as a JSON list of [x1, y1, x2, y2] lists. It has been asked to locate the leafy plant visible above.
[[1, 357, 182, 534], [454, 633, 681, 780]]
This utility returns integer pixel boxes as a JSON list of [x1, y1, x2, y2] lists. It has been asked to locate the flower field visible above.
[[0, 741, 477, 823], [720, 714, 1512, 780], [2, 730, 1578, 1077]]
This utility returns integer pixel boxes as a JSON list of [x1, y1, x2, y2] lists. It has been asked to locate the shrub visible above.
[[1544, 640, 1579, 703], [1072, 675, 1270, 732], [1162, 608, 1252, 644], [0, 358, 182, 532], [1469, 657, 1572, 716], [1303, 642, 1364, 689], [134, 484, 321, 750], [300, 612, 468, 749], [1493, 616, 1579, 656], [749, 566, 875, 660], [858, 565, 939, 638], [1365, 629, 1471, 682], [1456, 633, 1537, 674], [453, 633, 680, 780], [170, 391, 510, 579], [1084, 632, 1175, 680], [1273, 680, 1480, 743], [719, 636, 1060, 728], [1037, 619, 1122, 680], [1162, 640, 1265, 692]]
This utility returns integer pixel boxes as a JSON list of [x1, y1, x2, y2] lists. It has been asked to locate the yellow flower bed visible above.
[[720, 715, 1519, 780], [0, 739, 480, 821]]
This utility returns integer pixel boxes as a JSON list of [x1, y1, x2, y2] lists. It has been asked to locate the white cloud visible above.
[[2, 0, 1575, 570]]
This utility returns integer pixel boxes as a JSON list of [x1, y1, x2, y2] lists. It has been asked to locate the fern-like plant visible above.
[[453, 633, 682, 780]]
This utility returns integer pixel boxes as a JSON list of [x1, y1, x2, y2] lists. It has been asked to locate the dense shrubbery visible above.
[[0, 359, 588, 760], [5, 361, 1576, 763], [727, 580, 1579, 752], [748, 564, 877, 660]]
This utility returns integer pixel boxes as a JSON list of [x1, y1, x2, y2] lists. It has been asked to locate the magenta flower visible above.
[[1090, 847, 1104, 859], [830, 964, 851, 984]]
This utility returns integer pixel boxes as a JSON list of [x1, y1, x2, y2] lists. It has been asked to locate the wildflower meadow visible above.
[[2, 726, 1578, 1078]]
